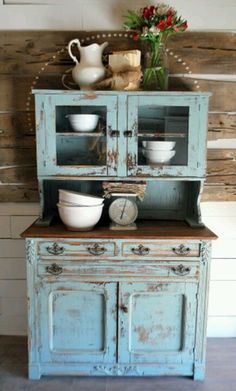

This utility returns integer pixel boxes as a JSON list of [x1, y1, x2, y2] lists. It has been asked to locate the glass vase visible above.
[[142, 41, 169, 91]]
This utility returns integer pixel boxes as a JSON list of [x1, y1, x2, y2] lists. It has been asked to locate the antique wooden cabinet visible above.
[[22, 90, 217, 380]]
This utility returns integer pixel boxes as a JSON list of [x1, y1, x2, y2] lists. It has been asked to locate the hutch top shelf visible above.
[[34, 89, 211, 179]]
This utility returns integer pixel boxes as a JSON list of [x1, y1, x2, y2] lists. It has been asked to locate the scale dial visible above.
[[108, 197, 138, 226]]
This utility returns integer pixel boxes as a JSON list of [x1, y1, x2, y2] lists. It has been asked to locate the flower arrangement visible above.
[[123, 3, 188, 90]]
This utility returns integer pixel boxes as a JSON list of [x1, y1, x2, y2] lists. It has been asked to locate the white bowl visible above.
[[59, 189, 104, 206], [142, 141, 176, 150], [58, 201, 102, 207], [142, 148, 176, 164], [57, 203, 103, 231], [66, 114, 99, 132]]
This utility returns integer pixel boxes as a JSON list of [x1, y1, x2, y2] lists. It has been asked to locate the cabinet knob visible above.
[[124, 130, 132, 137], [120, 305, 128, 313], [87, 243, 107, 256], [46, 243, 64, 255], [46, 263, 63, 276], [131, 244, 150, 256], [171, 264, 191, 276], [172, 244, 190, 256], [109, 130, 120, 137]]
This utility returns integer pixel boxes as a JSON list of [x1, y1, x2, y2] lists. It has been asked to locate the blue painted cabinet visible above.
[[23, 89, 216, 380], [34, 90, 210, 179], [24, 236, 215, 379], [38, 281, 117, 364], [119, 282, 198, 368]]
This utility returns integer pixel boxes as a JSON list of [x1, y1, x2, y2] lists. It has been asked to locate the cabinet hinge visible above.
[[43, 160, 47, 167]]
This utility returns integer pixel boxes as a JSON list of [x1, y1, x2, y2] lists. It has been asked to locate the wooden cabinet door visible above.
[[38, 281, 117, 364], [35, 93, 118, 177], [118, 281, 197, 364], [126, 94, 209, 177]]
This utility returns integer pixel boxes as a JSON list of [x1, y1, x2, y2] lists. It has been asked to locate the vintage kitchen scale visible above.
[[103, 181, 147, 230], [108, 193, 139, 230]]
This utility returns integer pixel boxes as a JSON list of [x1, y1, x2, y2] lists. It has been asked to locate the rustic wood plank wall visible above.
[[0, 31, 235, 201]]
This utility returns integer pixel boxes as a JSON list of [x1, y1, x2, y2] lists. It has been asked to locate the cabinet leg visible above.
[[28, 364, 41, 380], [193, 364, 205, 381]]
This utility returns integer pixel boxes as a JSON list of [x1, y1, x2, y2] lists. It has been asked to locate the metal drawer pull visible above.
[[87, 244, 107, 256], [46, 263, 63, 275], [171, 264, 191, 276], [124, 130, 132, 137], [172, 244, 190, 256], [46, 243, 64, 255], [110, 130, 120, 137], [120, 305, 128, 313], [131, 244, 150, 256]]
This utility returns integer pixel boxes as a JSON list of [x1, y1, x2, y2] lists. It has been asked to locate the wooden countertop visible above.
[[21, 221, 217, 240]]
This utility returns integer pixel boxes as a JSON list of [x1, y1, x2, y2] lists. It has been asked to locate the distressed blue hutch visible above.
[[22, 90, 217, 380]]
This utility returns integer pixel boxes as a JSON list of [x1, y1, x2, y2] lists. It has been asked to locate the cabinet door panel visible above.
[[119, 282, 197, 364], [36, 93, 118, 176], [127, 95, 208, 177], [39, 281, 117, 363]]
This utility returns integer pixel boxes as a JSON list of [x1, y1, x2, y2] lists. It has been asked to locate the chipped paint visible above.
[[135, 326, 150, 343]]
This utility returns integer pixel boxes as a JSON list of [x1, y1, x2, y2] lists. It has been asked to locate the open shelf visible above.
[[56, 131, 105, 137], [138, 132, 187, 138]]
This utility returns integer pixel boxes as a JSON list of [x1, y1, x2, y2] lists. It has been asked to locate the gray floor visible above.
[[0, 337, 235, 391]]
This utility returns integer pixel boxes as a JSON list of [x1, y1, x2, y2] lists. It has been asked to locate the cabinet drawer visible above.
[[122, 241, 200, 258], [38, 260, 199, 280], [38, 241, 116, 258]]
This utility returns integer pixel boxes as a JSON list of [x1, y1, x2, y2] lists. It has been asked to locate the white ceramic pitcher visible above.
[[67, 39, 108, 89]]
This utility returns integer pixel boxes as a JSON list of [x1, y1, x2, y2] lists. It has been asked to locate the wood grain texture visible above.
[[21, 221, 217, 240], [208, 113, 236, 140], [0, 30, 235, 201]]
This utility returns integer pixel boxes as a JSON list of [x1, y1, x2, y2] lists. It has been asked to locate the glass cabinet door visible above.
[[38, 94, 118, 176], [126, 95, 205, 177]]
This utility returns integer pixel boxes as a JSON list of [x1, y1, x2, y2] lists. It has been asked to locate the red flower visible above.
[[173, 21, 188, 32], [167, 7, 174, 16], [166, 15, 173, 26], [179, 21, 188, 30], [149, 5, 155, 15], [156, 20, 166, 30], [142, 7, 150, 18], [133, 32, 140, 41], [142, 5, 155, 19]]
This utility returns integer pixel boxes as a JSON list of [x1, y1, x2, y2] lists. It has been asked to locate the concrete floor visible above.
[[0, 337, 236, 391]]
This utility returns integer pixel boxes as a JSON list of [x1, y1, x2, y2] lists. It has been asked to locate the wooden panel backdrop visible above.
[[0, 31, 235, 201]]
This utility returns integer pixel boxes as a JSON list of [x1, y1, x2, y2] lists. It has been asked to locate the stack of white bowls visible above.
[[57, 189, 104, 231], [142, 141, 176, 164]]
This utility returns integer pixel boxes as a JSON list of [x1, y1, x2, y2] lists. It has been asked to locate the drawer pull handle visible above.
[[87, 244, 107, 256], [171, 264, 191, 276], [110, 130, 120, 137], [46, 243, 64, 255], [46, 263, 63, 275], [131, 244, 150, 256], [120, 305, 128, 313], [124, 130, 132, 137], [172, 244, 190, 256]]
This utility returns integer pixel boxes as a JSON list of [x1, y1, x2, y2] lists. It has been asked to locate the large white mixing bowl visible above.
[[57, 203, 103, 231]]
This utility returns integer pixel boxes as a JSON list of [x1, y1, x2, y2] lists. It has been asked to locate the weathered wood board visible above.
[[0, 30, 235, 201]]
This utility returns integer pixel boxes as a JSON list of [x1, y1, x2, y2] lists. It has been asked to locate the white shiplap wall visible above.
[[0, 202, 236, 336], [202, 203, 236, 337], [0, 203, 39, 335]]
